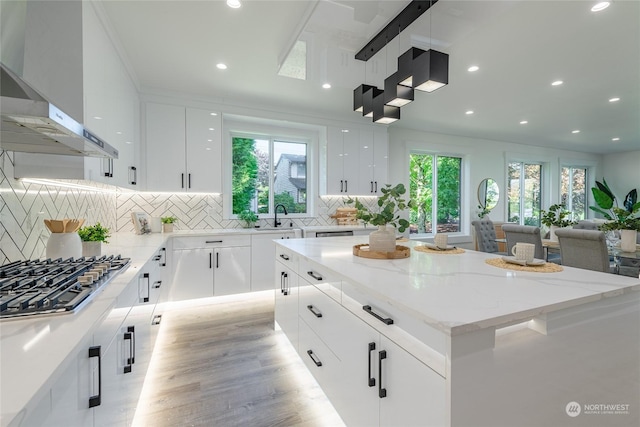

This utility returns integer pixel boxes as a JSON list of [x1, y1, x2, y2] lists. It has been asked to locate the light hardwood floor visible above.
[[133, 291, 345, 427]]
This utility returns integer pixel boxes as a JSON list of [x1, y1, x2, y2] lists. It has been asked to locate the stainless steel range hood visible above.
[[0, 63, 118, 159]]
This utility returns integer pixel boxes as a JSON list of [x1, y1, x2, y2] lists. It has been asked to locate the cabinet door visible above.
[[358, 129, 376, 193], [171, 248, 214, 300], [251, 232, 297, 292], [378, 335, 446, 427], [185, 108, 222, 193], [372, 129, 388, 194], [275, 261, 299, 348], [145, 102, 186, 192], [326, 127, 359, 195], [213, 246, 251, 296]]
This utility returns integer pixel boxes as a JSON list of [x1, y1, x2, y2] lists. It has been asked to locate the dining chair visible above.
[[573, 220, 598, 231], [554, 228, 616, 273], [501, 224, 547, 261], [471, 218, 506, 254]]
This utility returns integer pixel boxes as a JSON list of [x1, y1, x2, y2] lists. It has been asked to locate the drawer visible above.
[[298, 257, 342, 300], [298, 317, 341, 392], [275, 245, 298, 271], [298, 284, 361, 358], [172, 234, 250, 249]]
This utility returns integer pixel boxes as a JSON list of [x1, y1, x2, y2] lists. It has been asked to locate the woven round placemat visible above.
[[485, 258, 563, 273], [414, 245, 465, 255]]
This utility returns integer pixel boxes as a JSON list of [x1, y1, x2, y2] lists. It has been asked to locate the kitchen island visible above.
[[275, 236, 640, 427]]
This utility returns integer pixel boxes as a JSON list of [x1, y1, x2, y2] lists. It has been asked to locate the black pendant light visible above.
[[362, 87, 383, 118], [412, 49, 449, 92], [353, 84, 376, 113], [373, 90, 400, 124], [396, 47, 424, 87], [384, 71, 414, 107]]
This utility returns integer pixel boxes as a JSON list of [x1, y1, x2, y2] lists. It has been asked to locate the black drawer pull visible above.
[[123, 331, 133, 374], [379, 350, 387, 398], [153, 280, 162, 289], [153, 255, 161, 261], [307, 271, 323, 281], [88, 346, 102, 407], [206, 240, 223, 244], [363, 305, 394, 325], [152, 315, 162, 325], [279, 253, 290, 261], [307, 305, 322, 318], [368, 342, 376, 387], [307, 350, 322, 367]]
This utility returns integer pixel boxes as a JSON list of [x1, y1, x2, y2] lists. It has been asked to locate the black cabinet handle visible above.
[[283, 272, 288, 296], [140, 273, 150, 303], [279, 253, 290, 261], [363, 305, 394, 325], [206, 240, 223, 244], [371, 181, 374, 193], [209, 253, 212, 269], [345, 180, 348, 192], [123, 328, 133, 374], [340, 180, 343, 192], [374, 181, 378, 192], [152, 314, 162, 325], [368, 342, 376, 387], [153, 255, 161, 261], [216, 252, 219, 269], [129, 166, 137, 185], [307, 271, 323, 281], [378, 350, 387, 398], [280, 271, 285, 294], [188, 173, 192, 189], [307, 350, 322, 367], [181, 173, 184, 189], [153, 280, 162, 289], [103, 158, 113, 178], [127, 326, 135, 365], [88, 346, 102, 407], [160, 247, 166, 267], [307, 305, 322, 318]]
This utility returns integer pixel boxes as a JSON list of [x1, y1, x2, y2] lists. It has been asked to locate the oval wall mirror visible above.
[[478, 178, 500, 211]]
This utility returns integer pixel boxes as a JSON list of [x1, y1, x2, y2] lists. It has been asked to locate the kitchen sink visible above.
[[251, 227, 299, 232]]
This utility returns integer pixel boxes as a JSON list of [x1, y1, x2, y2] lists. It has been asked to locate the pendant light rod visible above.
[[355, 0, 438, 62]]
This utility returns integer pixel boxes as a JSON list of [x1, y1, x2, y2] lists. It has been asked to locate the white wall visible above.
[[601, 150, 640, 200], [387, 127, 603, 237]]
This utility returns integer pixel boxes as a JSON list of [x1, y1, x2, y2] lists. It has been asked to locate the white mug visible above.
[[434, 233, 448, 247], [512, 242, 535, 263]]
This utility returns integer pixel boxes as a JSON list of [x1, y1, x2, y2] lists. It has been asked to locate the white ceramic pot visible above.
[[549, 225, 560, 242], [46, 233, 82, 260], [162, 223, 174, 233], [369, 225, 396, 253], [82, 241, 102, 258], [620, 229, 637, 252]]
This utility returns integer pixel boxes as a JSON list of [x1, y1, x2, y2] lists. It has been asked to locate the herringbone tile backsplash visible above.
[[1, 151, 376, 264]]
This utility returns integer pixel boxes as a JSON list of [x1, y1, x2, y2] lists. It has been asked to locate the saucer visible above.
[[502, 256, 545, 266]]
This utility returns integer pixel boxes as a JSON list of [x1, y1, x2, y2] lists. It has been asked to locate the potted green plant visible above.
[[77, 222, 111, 257], [540, 203, 576, 241], [238, 210, 259, 228], [590, 178, 640, 252], [345, 183, 413, 253], [161, 216, 178, 233]]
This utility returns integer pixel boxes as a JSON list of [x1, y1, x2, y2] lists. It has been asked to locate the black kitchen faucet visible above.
[[274, 204, 288, 227]]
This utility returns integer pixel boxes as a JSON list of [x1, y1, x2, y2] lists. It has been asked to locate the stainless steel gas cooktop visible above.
[[0, 255, 130, 320]]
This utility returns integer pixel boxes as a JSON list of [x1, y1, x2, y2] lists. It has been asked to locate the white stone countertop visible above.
[[276, 236, 640, 336]]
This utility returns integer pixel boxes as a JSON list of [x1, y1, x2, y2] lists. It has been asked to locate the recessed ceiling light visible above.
[[520, 120, 528, 125], [591, 2, 610, 12], [322, 83, 331, 89], [116, 131, 122, 135], [210, 112, 218, 116], [467, 65, 479, 72], [572, 130, 580, 134], [612, 137, 620, 141], [125, 141, 132, 145], [551, 80, 563, 86], [93, 116, 103, 120], [207, 139, 212, 142], [465, 110, 474, 115], [216, 63, 227, 70], [341, 129, 349, 133], [227, 0, 241, 9], [609, 97, 620, 102], [206, 147, 212, 151], [209, 128, 215, 131]]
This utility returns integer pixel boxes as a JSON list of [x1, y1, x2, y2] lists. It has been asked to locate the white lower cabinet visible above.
[[274, 252, 299, 348], [292, 270, 446, 427], [250, 230, 300, 292], [171, 236, 251, 300]]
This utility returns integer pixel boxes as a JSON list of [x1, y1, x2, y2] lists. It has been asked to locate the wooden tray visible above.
[[353, 244, 410, 259]]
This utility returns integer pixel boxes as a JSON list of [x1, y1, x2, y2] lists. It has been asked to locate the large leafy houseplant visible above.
[[590, 178, 640, 231], [345, 183, 414, 233]]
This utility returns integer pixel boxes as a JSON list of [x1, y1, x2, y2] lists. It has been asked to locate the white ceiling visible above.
[[99, 0, 640, 155]]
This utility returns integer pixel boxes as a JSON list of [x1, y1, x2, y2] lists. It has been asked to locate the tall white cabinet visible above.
[[145, 103, 222, 193]]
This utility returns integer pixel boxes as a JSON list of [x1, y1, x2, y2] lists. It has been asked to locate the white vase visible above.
[[620, 229, 637, 252], [46, 233, 82, 260], [549, 225, 560, 241], [369, 225, 396, 253], [82, 241, 102, 258]]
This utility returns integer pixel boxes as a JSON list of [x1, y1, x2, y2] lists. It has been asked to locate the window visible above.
[[232, 135, 308, 215], [409, 153, 462, 235], [561, 166, 587, 220], [508, 162, 542, 225]]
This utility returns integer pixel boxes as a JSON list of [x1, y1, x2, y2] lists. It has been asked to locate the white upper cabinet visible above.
[[324, 126, 388, 196], [145, 103, 222, 193]]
